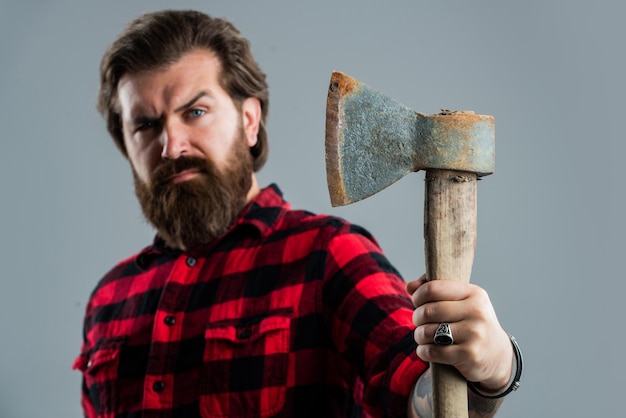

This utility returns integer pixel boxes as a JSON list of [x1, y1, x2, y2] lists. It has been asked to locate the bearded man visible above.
[[74, 9, 521, 418]]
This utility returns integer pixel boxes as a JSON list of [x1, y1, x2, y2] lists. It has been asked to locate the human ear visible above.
[[241, 97, 261, 148]]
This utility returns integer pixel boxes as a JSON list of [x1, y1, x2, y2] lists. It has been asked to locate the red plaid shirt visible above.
[[74, 184, 427, 418]]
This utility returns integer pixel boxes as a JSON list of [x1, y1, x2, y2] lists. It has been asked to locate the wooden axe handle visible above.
[[424, 169, 477, 418]]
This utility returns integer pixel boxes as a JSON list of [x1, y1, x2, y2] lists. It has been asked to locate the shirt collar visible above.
[[234, 183, 289, 238]]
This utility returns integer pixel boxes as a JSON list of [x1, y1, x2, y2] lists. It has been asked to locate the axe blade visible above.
[[325, 71, 495, 207]]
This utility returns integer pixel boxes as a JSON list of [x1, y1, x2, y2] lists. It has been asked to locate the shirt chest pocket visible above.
[[73, 337, 126, 417], [199, 310, 292, 418]]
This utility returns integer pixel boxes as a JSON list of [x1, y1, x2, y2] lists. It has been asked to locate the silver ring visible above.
[[434, 322, 454, 345]]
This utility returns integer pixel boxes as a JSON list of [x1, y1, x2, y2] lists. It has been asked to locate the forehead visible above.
[[116, 49, 226, 114]]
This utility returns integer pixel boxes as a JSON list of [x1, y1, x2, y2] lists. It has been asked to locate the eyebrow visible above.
[[130, 115, 159, 128], [129, 91, 212, 128], [175, 91, 211, 112]]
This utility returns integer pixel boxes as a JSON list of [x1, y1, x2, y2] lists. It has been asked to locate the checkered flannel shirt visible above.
[[74, 184, 427, 418]]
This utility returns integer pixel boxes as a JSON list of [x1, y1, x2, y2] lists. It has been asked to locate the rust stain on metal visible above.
[[325, 71, 358, 206], [330, 71, 360, 96], [429, 112, 494, 172]]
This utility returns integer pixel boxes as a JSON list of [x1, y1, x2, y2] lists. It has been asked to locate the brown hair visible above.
[[97, 9, 269, 171]]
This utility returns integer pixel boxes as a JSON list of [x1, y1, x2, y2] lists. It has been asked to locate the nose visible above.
[[160, 120, 190, 159]]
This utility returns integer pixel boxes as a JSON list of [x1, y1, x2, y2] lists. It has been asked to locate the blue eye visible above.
[[188, 109, 205, 118]]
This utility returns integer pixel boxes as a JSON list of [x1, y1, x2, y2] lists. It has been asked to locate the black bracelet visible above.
[[468, 334, 523, 399]]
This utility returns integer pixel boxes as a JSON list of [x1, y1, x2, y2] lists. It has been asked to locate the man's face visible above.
[[116, 49, 261, 249]]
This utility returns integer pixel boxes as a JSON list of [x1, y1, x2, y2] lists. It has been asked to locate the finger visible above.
[[413, 321, 468, 346], [415, 340, 467, 367], [412, 299, 469, 327], [411, 279, 473, 308], [405, 274, 427, 296], [413, 321, 474, 367]]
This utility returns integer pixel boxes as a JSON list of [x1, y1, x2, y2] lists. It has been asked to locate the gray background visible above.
[[1, 1, 623, 416]]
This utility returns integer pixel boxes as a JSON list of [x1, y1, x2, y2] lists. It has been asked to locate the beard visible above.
[[133, 131, 253, 250]]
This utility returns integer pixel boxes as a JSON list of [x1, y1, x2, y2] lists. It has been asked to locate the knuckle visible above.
[[466, 323, 483, 341], [471, 284, 490, 302], [418, 280, 437, 299], [416, 344, 436, 362], [421, 304, 438, 321], [416, 325, 433, 344], [461, 343, 482, 366]]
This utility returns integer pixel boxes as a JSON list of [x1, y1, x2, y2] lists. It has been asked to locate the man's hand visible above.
[[406, 275, 513, 392]]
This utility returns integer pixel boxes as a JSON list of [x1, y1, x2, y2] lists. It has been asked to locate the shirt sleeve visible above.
[[321, 224, 428, 418]]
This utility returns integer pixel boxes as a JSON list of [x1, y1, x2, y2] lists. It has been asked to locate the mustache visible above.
[[151, 157, 212, 189]]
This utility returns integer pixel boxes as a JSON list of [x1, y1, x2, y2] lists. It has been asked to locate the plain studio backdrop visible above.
[[1, 1, 624, 416]]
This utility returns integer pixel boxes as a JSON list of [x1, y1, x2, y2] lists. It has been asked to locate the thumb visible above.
[[405, 273, 428, 296]]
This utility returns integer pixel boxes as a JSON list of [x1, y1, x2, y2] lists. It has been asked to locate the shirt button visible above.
[[153, 381, 165, 392], [164, 316, 176, 326], [239, 328, 252, 339], [186, 257, 197, 267]]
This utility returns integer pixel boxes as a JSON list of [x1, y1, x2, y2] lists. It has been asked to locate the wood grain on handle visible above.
[[424, 169, 477, 418]]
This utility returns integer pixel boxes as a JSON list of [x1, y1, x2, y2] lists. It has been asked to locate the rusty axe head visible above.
[[325, 71, 495, 206]]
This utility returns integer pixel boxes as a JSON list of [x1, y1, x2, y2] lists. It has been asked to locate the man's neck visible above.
[[245, 174, 261, 204]]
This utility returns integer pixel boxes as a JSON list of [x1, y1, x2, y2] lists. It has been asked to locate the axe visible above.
[[325, 71, 494, 417]]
